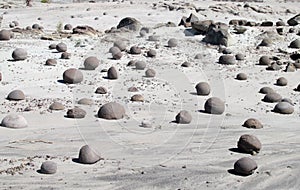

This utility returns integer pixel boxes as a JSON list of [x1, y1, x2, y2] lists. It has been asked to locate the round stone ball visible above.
[[49, 43, 57, 50], [78, 145, 101, 164], [259, 87, 274, 94], [147, 49, 156, 57], [113, 40, 126, 51], [130, 46, 142, 54], [64, 24, 73, 30], [237, 134, 262, 154], [195, 82, 210, 96], [219, 55, 236, 65], [0, 29, 11, 40], [263, 92, 282, 103], [61, 52, 71, 59], [98, 102, 126, 120], [49, 102, 64, 110], [84, 56, 100, 70], [135, 61, 146, 70], [40, 161, 57, 174], [145, 69, 156, 77], [243, 118, 263, 129], [56, 42, 67, 52], [276, 77, 288, 86], [259, 56, 270, 65], [63, 68, 83, 84], [66, 107, 87, 118], [12, 48, 27, 61], [236, 73, 247, 80], [204, 97, 225, 114], [95, 86, 107, 94], [45, 58, 57, 66], [107, 66, 118, 80], [167, 38, 178, 47], [1, 114, 28, 129], [175, 110, 192, 124], [7, 90, 25, 101], [234, 157, 258, 175], [273, 102, 294, 114]]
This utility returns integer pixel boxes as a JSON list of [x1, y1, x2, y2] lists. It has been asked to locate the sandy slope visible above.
[[0, 0, 299, 189]]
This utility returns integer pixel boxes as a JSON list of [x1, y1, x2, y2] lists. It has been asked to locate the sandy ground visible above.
[[0, 0, 299, 189]]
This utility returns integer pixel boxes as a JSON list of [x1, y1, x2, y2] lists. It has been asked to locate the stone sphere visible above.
[[56, 42, 67, 52], [1, 114, 28, 129], [78, 145, 101, 164], [63, 68, 83, 84], [276, 77, 288, 86], [98, 102, 126, 120], [235, 53, 245, 60], [40, 161, 57, 174], [7, 90, 25, 101], [204, 97, 225, 114], [219, 55, 236, 65], [195, 82, 210, 96], [259, 87, 274, 94], [263, 92, 282, 103], [113, 40, 126, 51], [107, 66, 118, 80], [135, 61, 146, 70], [259, 56, 270, 65], [64, 24, 73, 30], [237, 134, 262, 154], [175, 110, 192, 124], [131, 94, 144, 102], [274, 102, 294, 114], [61, 52, 71, 59], [145, 69, 156, 77], [12, 48, 27, 61], [78, 98, 94, 105], [49, 43, 57, 49], [109, 46, 121, 54], [49, 102, 64, 110], [95, 86, 107, 94], [130, 46, 142, 54], [243, 118, 263, 129], [236, 73, 247, 80], [0, 30, 11, 40], [147, 49, 156, 57], [167, 38, 178, 47], [66, 107, 87, 118], [45, 58, 57, 66], [234, 157, 258, 175], [289, 39, 300, 49], [84, 56, 100, 70]]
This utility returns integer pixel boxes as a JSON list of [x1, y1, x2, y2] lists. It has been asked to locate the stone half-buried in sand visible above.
[[98, 102, 125, 120], [78, 145, 101, 164], [1, 114, 28, 129], [175, 110, 192, 124], [39, 161, 57, 174], [7, 89, 25, 101], [273, 102, 294, 114], [243, 118, 263, 129]]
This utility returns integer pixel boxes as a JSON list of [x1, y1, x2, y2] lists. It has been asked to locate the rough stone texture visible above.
[[147, 49, 156, 57], [113, 40, 127, 51], [84, 56, 100, 70], [12, 48, 27, 61], [234, 157, 258, 175], [78, 145, 101, 164], [204, 97, 225, 114], [56, 42, 67, 52], [203, 22, 232, 46], [98, 102, 126, 120], [274, 102, 294, 114], [107, 66, 118, 80], [259, 38, 272, 46], [237, 134, 262, 154], [1, 114, 28, 129], [66, 107, 87, 118], [49, 102, 64, 110], [116, 17, 141, 31], [63, 68, 83, 84], [128, 86, 138, 92], [175, 110, 192, 124], [145, 69, 156, 77], [259, 56, 270, 65], [263, 93, 282, 103], [40, 161, 57, 174], [195, 82, 210, 96], [7, 90, 25, 101], [219, 55, 236, 65], [243, 118, 263, 129]]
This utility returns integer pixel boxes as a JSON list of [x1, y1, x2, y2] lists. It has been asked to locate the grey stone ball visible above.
[[40, 161, 57, 174], [84, 56, 100, 70], [1, 114, 28, 129], [263, 92, 282, 103], [7, 90, 25, 101], [12, 48, 27, 61], [234, 157, 258, 175], [195, 82, 210, 96], [204, 97, 225, 114], [243, 118, 263, 129], [63, 68, 83, 84], [107, 66, 118, 80], [49, 102, 64, 110], [56, 42, 67, 52], [236, 73, 247, 80], [276, 77, 288, 86], [167, 38, 178, 47], [219, 55, 236, 65], [98, 102, 126, 120], [145, 69, 156, 77], [175, 110, 192, 124], [135, 61, 146, 70]]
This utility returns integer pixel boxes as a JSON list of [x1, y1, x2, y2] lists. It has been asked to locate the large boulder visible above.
[[78, 145, 101, 164], [203, 23, 232, 46], [63, 68, 83, 84], [117, 17, 142, 31], [204, 97, 225, 114], [1, 114, 28, 129], [191, 20, 213, 35], [56, 42, 67, 52], [98, 102, 125, 120], [287, 14, 300, 26]]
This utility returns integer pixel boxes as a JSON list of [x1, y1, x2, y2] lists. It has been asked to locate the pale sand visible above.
[[0, 0, 299, 189]]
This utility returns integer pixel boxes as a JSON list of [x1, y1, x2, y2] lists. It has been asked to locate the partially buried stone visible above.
[[66, 107, 86, 118], [95, 86, 107, 94], [243, 118, 263, 129], [40, 161, 57, 174], [1, 114, 28, 129], [175, 110, 192, 124], [234, 157, 257, 176], [107, 66, 118, 79], [78, 145, 101, 164]]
